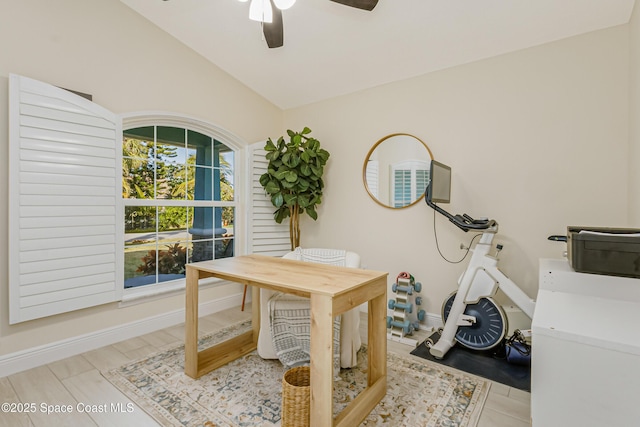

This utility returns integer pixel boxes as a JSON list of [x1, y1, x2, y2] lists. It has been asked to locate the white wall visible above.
[[0, 0, 634, 367], [630, 2, 640, 227], [284, 25, 630, 318], [0, 0, 282, 358]]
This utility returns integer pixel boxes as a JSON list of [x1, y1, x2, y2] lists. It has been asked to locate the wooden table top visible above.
[[187, 254, 387, 297]]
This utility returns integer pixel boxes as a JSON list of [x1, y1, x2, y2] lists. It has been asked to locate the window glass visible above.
[[158, 206, 188, 236], [188, 130, 212, 167], [218, 143, 234, 202], [189, 166, 213, 201], [125, 206, 157, 234], [123, 127, 155, 199], [217, 206, 235, 259], [124, 243, 157, 288], [189, 207, 214, 239], [123, 125, 236, 289]]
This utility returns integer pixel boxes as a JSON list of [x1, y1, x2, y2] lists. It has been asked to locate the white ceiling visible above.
[[120, 0, 635, 110]]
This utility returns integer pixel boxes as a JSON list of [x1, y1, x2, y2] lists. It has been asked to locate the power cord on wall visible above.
[[432, 206, 481, 264]]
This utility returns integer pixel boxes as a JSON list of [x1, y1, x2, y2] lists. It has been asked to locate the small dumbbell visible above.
[[386, 316, 392, 328], [415, 297, 423, 306], [387, 319, 413, 335], [388, 300, 413, 313], [391, 283, 413, 295], [414, 282, 422, 293], [417, 309, 426, 322]]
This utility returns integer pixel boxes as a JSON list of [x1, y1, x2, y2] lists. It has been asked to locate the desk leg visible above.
[[368, 283, 387, 386], [310, 294, 334, 427], [251, 285, 260, 345], [185, 266, 199, 378]]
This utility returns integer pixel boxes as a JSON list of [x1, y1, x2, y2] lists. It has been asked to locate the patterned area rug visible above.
[[103, 321, 490, 426]]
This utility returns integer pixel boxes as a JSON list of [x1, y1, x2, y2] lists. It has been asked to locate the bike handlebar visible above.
[[424, 185, 496, 232]]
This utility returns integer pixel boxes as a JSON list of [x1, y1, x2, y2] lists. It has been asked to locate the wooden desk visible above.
[[185, 254, 388, 427]]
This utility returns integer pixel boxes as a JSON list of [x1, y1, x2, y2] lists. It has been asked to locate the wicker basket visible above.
[[281, 366, 311, 427]]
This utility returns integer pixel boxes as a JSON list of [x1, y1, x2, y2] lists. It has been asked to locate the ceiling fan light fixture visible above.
[[273, 0, 296, 10], [249, 0, 273, 23]]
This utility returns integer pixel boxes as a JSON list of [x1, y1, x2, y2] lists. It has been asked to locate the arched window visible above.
[[121, 114, 242, 292]]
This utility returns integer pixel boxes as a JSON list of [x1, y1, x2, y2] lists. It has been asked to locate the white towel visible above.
[[269, 247, 346, 378], [269, 293, 341, 378], [294, 247, 347, 266]]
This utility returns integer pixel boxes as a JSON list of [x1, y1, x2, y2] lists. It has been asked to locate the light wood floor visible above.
[[0, 304, 530, 426]]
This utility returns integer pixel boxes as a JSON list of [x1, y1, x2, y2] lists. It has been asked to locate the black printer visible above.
[[567, 226, 640, 279]]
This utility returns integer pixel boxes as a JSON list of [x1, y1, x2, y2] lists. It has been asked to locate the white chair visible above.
[[256, 248, 362, 369]]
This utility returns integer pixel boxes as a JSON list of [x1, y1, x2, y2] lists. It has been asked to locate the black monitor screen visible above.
[[429, 160, 451, 203]]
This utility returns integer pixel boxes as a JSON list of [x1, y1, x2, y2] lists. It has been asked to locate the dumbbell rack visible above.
[[386, 273, 428, 346]]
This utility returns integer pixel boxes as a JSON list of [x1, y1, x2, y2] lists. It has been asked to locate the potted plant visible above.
[[259, 127, 330, 250]]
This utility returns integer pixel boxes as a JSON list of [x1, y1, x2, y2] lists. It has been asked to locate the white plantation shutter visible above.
[[365, 160, 379, 199], [393, 168, 412, 208], [247, 142, 291, 256], [415, 169, 429, 201], [391, 160, 430, 208], [9, 74, 122, 324]]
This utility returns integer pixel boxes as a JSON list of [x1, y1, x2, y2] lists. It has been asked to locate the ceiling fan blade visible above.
[[263, 0, 283, 48], [329, 0, 378, 11]]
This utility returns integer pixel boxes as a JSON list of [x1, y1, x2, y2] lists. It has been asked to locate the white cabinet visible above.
[[531, 259, 640, 427]]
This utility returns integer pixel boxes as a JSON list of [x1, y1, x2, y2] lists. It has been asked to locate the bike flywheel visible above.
[[441, 291, 508, 351]]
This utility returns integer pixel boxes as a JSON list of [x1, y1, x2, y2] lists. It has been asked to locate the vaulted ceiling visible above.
[[121, 0, 636, 109]]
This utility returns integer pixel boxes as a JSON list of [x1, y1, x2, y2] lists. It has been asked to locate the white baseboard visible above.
[[423, 312, 443, 330], [387, 333, 419, 346], [0, 292, 243, 378]]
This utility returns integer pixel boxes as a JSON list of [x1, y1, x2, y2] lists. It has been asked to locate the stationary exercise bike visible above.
[[424, 161, 535, 359]]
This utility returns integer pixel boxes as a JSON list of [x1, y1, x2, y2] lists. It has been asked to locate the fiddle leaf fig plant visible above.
[[259, 127, 330, 250]]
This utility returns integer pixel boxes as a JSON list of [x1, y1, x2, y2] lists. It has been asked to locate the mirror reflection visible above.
[[363, 133, 433, 209]]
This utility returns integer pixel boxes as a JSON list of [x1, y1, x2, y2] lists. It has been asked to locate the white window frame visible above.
[[120, 113, 247, 302]]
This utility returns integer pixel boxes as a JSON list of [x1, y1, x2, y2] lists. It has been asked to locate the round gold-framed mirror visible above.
[[363, 133, 434, 209]]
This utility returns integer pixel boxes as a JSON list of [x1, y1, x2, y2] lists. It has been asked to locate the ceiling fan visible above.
[[241, 0, 379, 48]]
